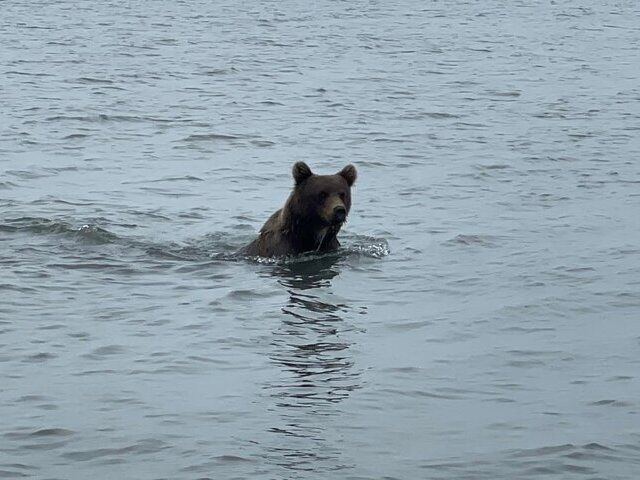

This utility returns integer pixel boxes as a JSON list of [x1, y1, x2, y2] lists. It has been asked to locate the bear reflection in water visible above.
[[262, 253, 360, 411], [242, 162, 357, 257]]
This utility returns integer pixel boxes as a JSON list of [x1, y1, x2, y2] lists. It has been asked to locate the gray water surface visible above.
[[2, 1, 640, 479]]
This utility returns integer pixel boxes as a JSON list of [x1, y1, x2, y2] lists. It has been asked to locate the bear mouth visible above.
[[319, 215, 344, 228]]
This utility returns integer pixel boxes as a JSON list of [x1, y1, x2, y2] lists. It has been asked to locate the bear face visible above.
[[241, 162, 357, 257], [287, 161, 357, 229]]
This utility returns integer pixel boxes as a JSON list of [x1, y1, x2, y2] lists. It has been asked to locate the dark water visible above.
[[2, 1, 640, 478]]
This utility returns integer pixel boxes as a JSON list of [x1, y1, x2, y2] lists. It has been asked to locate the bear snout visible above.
[[333, 205, 347, 224]]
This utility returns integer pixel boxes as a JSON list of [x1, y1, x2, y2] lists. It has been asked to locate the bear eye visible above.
[[319, 191, 328, 200], [339, 192, 346, 200]]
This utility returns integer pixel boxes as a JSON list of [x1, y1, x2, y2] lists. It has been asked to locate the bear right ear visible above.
[[292, 161, 313, 184]]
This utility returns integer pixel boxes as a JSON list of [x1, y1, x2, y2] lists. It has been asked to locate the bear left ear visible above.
[[338, 164, 357, 186], [292, 161, 313, 185]]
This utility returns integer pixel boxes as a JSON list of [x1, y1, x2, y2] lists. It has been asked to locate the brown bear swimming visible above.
[[242, 162, 357, 257]]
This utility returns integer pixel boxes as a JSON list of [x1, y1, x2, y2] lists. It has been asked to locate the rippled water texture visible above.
[[2, 1, 640, 479]]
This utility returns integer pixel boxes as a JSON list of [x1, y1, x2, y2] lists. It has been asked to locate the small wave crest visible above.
[[1, 217, 118, 244], [445, 233, 501, 247]]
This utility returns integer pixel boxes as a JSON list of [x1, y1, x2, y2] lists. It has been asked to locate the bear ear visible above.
[[292, 161, 313, 184], [338, 164, 357, 186]]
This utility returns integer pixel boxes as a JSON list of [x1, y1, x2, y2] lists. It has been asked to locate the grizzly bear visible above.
[[242, 162, 357, 257]]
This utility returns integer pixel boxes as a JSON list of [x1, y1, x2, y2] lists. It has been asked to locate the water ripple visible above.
[[2, 0, 640, 478]]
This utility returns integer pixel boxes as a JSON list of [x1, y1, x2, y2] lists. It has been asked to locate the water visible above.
[[2, 0, 640, 478]]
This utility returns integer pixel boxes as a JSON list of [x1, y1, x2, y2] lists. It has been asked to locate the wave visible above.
[[1, 217, 118, 244]]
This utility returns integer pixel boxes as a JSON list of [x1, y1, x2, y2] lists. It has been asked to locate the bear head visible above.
[[287, 161, 357, 227]]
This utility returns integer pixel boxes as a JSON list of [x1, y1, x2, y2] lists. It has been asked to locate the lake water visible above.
[[2, 1, 640, 478]]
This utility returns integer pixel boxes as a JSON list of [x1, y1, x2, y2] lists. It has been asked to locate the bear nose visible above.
[[333, 206, 346, 223]]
